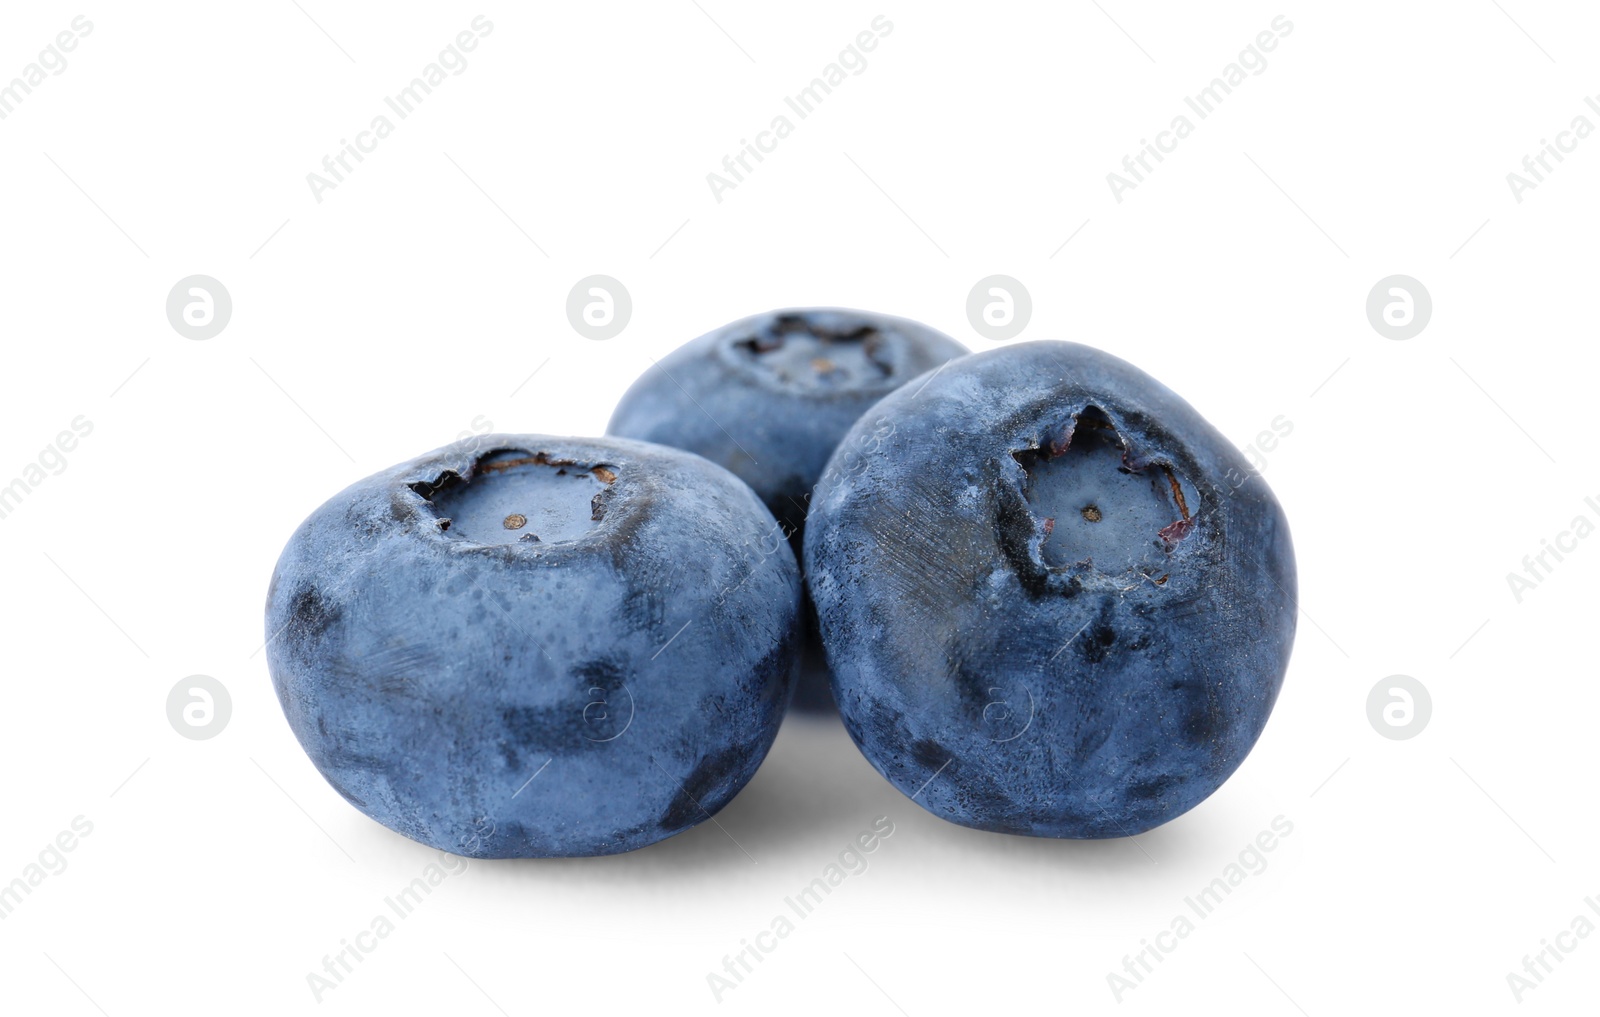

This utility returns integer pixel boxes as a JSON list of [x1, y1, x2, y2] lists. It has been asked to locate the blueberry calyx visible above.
[[408, 448, 618, 547], [729, 314, 893, 389], [1010, 405, 1197, 583]]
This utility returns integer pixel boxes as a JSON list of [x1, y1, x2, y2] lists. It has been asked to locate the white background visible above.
[[1, 2, 1595, 1013]]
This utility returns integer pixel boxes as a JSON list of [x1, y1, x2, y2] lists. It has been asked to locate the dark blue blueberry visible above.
[[607, 309, 967, 709], [804, 342, 1296, 837], [265, 435, 801, 857]]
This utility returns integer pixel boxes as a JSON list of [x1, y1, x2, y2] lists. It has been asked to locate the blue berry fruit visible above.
[[266, 435, 801, 857], [608, 309, 967, 709], [805, 342, 1296, 837]]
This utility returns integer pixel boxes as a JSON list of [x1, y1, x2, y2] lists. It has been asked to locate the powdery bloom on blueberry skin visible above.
[[265, 434, 802, 858], [805, 342, 1297, 839], [607, 309, 968, 712]]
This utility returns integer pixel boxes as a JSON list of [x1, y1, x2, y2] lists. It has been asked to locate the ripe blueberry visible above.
[[607, 308, 967, 708], [805, 342, 1297, 837], [265, 435, 801, 857]]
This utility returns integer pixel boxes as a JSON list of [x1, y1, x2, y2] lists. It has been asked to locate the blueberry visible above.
[[804, 342, 1296, 837], [265, 435, 801, 857], [607, 309, 967, 709]]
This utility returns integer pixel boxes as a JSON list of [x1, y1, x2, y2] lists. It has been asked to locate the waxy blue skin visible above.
[[607, 309, 967, 709], [805, 342, 1297, 837], [266, 435, 801, 857]]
